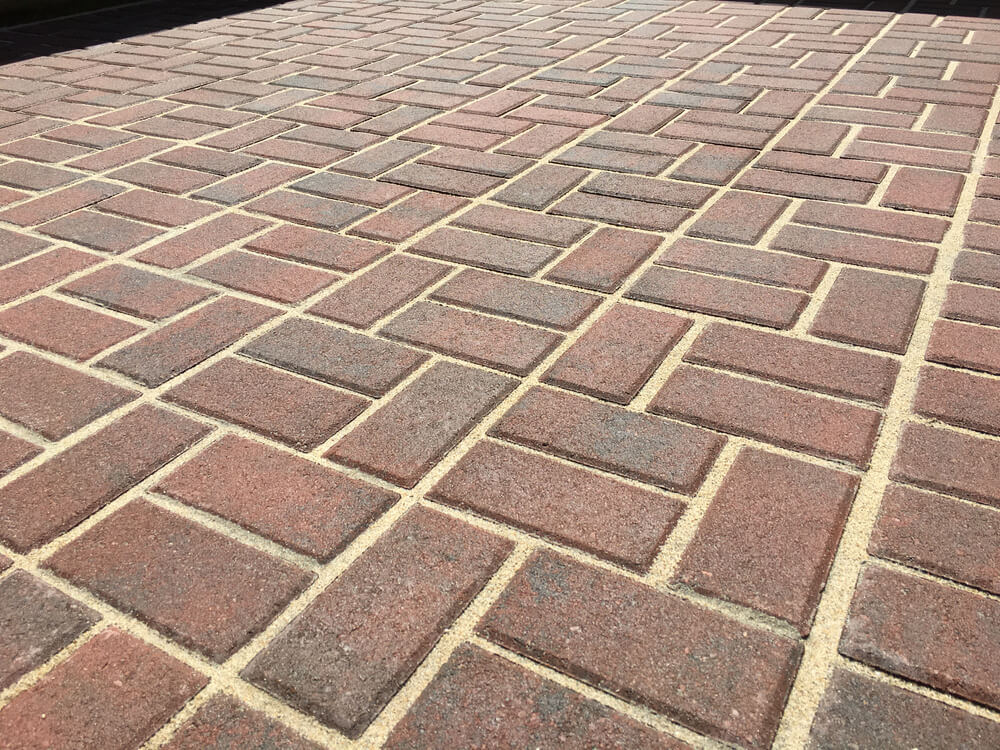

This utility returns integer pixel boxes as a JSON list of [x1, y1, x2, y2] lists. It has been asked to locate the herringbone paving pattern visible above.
[[0, 0, 999, 747]]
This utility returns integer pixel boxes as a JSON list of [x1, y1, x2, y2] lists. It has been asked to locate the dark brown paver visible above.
[[650, 366, 882, 467], [658, 237, 827, 291], [191, 251, 337, 304], [410, 227, 558, 277], [684, 323, 900, 405], [242, 507, 513, 737], [543, 304, 691, 404], [0, 405, 209, 552], [492, 386, 722, 493], [675, 448, 857, 634], [926, 319, 1000, 376], [0, 296, 143, 361], [809, 669, 1000, 750], [163, 695, 322, 750], [329, 360, 515, 488], [914, 364, 1000, 436], [871, 484, 1000, 596], [628, 266, 808, 329], [380, 301, 563, 376], [0, 628, 207, 750], [246, 223, 389, 272], [0, 248, 100, 304], [810, 268, 926, 354], [39, 211, 165, 253], [46, 500, 313, 661], [135, 214, 272, 269], [157, 434, 398, 561], [431, 440, 682, 571], [0, 571, 99, 690], [164, 357, 367, 451], [430, 268, 600, 330], [61, 265, 215, 321], [0, 432, 40, 478], [841, 564, 1000, 711], [309, 255, 451, 328], [385, 645, 688, 750], [99, 296, 279, 386], [686, 191, 790, 244], [242, 317, 427, 397], [771, 224, 937, 274], [544, 227, 662, 292], [480, 550, 802, 749], [891, 421, 1000, 508], [0, 351, 138, 439]]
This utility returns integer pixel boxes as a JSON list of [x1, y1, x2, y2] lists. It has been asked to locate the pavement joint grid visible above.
[[0, 0, 1000, 748]]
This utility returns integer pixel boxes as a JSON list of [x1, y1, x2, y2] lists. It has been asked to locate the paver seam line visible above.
[[786, 256, 839, 335]]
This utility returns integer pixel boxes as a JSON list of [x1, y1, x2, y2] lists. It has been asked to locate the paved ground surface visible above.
[[0, 0, 999, 748]]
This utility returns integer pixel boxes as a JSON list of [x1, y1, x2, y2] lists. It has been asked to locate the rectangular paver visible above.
[[329, 360, 515, 488], [480, 550, 802, 749], [46, 500, 313, 661], [0, 629, 206, 750], [0, 405, 209, 552], [242, 507, 512, 737]]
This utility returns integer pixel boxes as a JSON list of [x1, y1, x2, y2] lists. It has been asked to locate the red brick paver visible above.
[[2, 1, 1000, 748], [481, 550, 802, 748], [163, 695, 322, 750], [45, 500, 313, 662], [385, 644, 685, 749], [0, 628, 206, 750], [243, 507, 512, 737]]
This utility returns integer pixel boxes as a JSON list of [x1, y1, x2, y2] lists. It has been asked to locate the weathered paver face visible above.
[[0, 0, 999, 748]]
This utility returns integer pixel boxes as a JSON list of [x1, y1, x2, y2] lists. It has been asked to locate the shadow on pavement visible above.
[[0, 0, 282, 64]]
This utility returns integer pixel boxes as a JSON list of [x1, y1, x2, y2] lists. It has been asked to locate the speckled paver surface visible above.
[[1, 1, 1000, 748]]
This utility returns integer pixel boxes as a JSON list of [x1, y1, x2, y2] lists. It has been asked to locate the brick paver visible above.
[[1, 0, 1000, 748]]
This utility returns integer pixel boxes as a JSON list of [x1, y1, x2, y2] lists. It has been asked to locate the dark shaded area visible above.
[[0, 0, 147, 27], [0, 0, 283, 63], [0, 0, 997, 67]]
